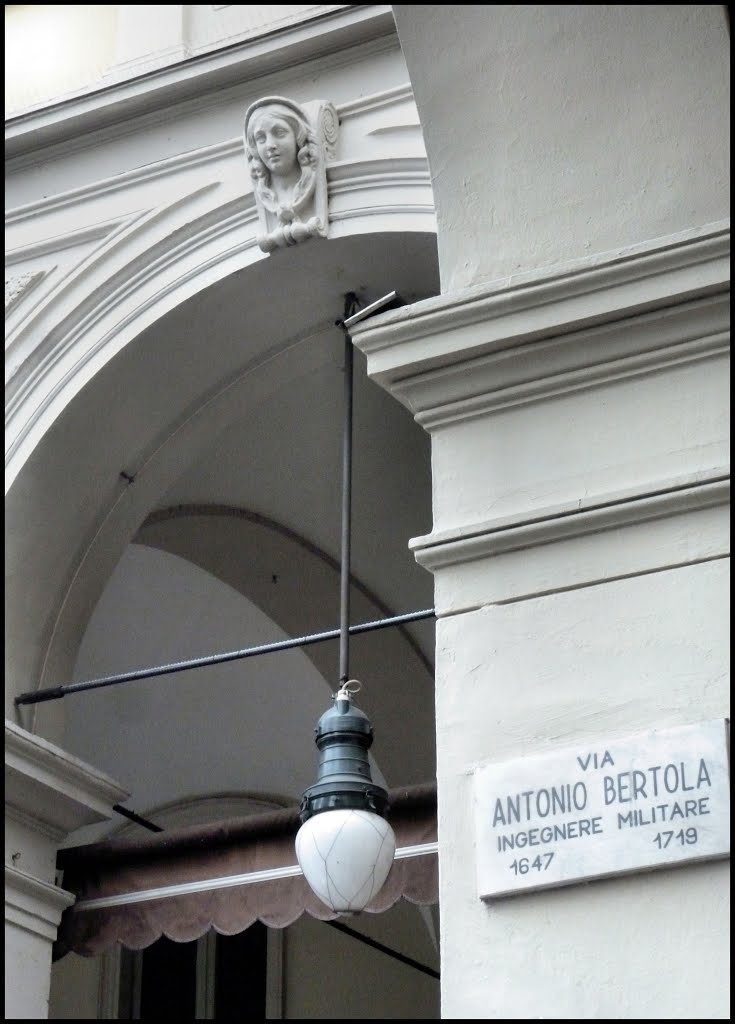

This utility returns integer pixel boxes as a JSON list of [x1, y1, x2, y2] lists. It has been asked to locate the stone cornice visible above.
[[413, 469, 729, 612], [413, 298, 727, 428], [5, 721, 129, 837], [351, 222, 730, 423], [5, 5, 396, 161], [5, 865, 75, 939]]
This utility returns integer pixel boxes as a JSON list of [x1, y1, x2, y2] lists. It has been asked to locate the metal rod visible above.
[[335, 289, 398, 684], [326, 919, 440, 980], [342, 290, 399, 329], [339, 300, 356, 684], [112, 804, 164, 833], [14, 609, 435, 706]]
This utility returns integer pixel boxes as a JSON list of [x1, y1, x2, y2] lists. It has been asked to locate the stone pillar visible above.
[[5, 721, 129, 1020], [352, 224, 730, 1019]]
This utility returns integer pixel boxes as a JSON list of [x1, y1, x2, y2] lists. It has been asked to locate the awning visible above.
[[54, 783, 437, 959]]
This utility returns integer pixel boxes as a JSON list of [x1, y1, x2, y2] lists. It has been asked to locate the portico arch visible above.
[[6, 154, 439, 746]]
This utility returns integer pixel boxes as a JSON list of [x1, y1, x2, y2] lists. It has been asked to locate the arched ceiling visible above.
[[9, 228, 440, 827], [7, 230, 440, 720]]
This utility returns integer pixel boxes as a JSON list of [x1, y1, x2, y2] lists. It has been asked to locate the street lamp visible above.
[[295, 680, 396, 913], [295, 292, 400, 914]]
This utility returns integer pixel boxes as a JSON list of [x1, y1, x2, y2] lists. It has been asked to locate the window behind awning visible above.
[[54, 783, 438, 959]]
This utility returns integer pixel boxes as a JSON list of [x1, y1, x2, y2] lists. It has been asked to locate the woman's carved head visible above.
[[245, 99, 316, 187]]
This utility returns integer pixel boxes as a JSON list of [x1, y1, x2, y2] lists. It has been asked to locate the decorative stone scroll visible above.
[[244, 95, 339, 253], [5, 269, 48, 314]]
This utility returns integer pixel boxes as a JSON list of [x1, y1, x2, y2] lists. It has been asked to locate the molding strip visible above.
[[5, 87, 421, 226], [412, 472, 730, 571], [413, 321, 728, 429], [355, 223, 730, 354], [5, 141, 241, 226], [5, 6, 396, 160], [5, 215, 133, 265]]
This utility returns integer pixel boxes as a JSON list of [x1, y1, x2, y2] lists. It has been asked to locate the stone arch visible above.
[[6, 160, 439, 763]]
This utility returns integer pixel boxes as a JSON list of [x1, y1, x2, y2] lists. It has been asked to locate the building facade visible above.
[[5, 5, 730, 1019]]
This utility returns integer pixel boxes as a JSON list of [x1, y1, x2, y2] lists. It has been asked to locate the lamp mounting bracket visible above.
[[341, 290, 401, 331]]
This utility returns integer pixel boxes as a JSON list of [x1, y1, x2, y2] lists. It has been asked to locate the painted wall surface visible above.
[[5, 921, 56, 1019], [48, 953, 102, 1019], [393, 4, 730, 292], [434, 562, 730, 1019], [430, 349, 729, 534]]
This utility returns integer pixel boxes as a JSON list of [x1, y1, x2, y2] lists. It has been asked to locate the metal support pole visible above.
[[335, 289, 399, 686], [338, 296, 357, 684]]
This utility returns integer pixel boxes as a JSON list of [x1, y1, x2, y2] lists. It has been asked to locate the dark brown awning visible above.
[[54, 783, 437, 959]]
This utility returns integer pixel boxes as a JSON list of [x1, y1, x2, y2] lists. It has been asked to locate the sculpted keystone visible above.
[[244, 95, 339, 253]]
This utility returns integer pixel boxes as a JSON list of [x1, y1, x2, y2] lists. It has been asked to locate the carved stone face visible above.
[[251, 113, 298, 177]]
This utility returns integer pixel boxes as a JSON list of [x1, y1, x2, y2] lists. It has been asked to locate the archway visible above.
[[7, 230, 439, 740], [10, 226, 441, 1018]]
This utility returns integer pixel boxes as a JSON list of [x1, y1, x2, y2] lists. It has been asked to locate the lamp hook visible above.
[[335, 679, 362, 701]]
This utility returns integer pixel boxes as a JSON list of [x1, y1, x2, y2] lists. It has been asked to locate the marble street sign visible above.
[[475, 719, 730, 898]]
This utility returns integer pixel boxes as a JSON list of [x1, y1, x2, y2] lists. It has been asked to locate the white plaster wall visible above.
[[393, 5, 730, 292], [48, 953, 102, 1020], [5, 921, 55, 1019], [430, 350, 730, 534], [184, 5, 349, 58], [435, 559, 730, 1019]]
